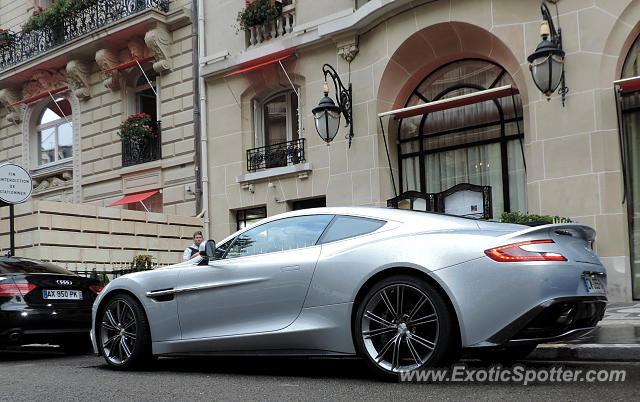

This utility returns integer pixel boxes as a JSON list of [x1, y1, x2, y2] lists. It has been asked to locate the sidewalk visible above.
[[529, 303, 640, 361]]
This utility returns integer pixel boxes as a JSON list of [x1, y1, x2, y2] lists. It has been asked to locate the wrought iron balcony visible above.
[[247, 138, 305, 172], [122, 120, 161, 167], [0, 0, 169, 71]]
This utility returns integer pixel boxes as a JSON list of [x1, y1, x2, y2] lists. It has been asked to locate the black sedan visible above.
[[0, 256, 102, 352]]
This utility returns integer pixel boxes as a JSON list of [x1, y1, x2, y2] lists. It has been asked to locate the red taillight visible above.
[[0, 283, 36, 297], [484, 240, 567, 262], [89, 285, 104, 294]]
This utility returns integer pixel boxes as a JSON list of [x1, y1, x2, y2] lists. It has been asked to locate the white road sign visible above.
[[0, 163, 32, 204]]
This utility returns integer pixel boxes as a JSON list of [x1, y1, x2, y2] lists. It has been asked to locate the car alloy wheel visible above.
[[355, 275, 458, 378], [99, 294, 151, 368]]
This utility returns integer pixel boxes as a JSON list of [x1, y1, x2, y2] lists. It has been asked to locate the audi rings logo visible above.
[[56, 280, 72, 285]]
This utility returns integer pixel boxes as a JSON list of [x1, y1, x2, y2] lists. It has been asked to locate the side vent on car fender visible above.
[[146, 288, 175, 302]]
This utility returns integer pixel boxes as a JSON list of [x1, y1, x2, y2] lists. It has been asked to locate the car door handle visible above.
[[280, 265, 300, 272]]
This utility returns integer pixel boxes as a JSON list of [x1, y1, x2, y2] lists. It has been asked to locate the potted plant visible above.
[[236, 0, 283, 34], [0, 28, 15, 49], [23, 3, 66, 41], [118, 113, 156, 144], [130, 255, 154, 272], [22, 0, 96, 37]]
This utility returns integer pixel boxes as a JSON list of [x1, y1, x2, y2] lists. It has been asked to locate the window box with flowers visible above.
[[237, 0, 296, 47], [118, 113, 162, 167]]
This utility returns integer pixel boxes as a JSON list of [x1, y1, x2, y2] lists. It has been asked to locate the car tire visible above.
[[97, 293, 152, 369], [354, 274, 459, 380]]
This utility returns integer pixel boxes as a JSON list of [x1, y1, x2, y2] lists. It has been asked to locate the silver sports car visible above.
[[91, 207, 606, 378]]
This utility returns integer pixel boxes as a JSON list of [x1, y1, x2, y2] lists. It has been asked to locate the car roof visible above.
[[0, 256, 73, 275], [256, 206, 472, 223], [214, 206, 483, 244]]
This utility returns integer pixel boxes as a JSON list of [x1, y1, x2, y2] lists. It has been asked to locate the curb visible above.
[[529, 343, 640, 361]]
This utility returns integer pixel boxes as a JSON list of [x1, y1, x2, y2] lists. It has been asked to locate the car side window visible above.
[[225, 214, 334, 259], [213, 239, 233, 260], [319, 215, 386, 244]]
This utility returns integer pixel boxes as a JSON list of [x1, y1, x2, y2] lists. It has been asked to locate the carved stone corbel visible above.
[[32, 70, 55, 90], [66, 60, 91, 99], [0, 88, 25, 124], [128, 36, 152, 60], [338, 44, 359, 63], [22, 80, 45, 100], [336, 34, 359, 63], [144, 24, 172, 72], [95, 48, 122, 90]]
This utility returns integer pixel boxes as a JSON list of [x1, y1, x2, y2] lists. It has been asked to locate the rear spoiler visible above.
[[499, 223, 596, 243]]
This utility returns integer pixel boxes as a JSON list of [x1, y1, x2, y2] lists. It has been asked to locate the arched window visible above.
[[398, 59, 526, 217], [36, 98, 72, 166], [255, 90, 298, 146], [252, 89, 300, 169], [619, 34, 640, 299]]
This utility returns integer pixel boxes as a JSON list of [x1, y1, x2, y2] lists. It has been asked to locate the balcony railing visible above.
[[122, 120, 162, 167], [246, 1, 296, 48], [247, 138, 305, 172], [0, 0, 169, 71]]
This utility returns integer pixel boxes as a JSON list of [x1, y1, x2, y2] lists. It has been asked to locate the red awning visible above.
[[378, 85, 519, 120], [100, 56, 155, 73], [614, 76, 640, 94], [7, 86, 68, 108], [223, 48, 296, 78], [107, 190, 158, 207]]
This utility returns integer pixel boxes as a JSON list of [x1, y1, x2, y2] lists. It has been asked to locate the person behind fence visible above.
[[183, 231, 204, 262]]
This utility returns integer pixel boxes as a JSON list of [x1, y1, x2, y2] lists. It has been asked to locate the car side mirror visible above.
[[199, 239, 216, 259]]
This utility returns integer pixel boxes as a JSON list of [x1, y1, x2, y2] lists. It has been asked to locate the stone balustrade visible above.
[[247, 4, 296, 47]]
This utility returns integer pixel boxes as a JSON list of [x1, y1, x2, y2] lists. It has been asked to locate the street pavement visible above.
[[1, 303, 638, 400], [530, 302, 640, 361], [0, 349, 637, 401]]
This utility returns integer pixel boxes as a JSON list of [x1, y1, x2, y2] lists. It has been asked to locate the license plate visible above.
[[42, 289, 83, 300], [583, 276, 606, 294]]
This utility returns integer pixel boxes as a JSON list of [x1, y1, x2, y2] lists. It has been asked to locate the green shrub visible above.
[[130, 255, 154, 272], [236, 0, 283, 31], [23, 0, 98, 34], [89, 268, 110, 285], [500, 211, 572, 225], [0, 28, 15, 48]]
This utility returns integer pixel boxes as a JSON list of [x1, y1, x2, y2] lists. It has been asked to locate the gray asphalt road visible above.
[[0, 347, 638, 401]]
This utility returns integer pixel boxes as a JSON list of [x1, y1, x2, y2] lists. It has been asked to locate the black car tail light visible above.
[[89, 285, 104, 294], [484, 240, 567, 262], [0, 283, 36, 297]]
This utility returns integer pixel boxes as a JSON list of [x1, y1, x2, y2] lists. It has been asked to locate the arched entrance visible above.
[[396, 59, 526, 218], [376, 22, 528, 219], [617, 33, 640, 299]]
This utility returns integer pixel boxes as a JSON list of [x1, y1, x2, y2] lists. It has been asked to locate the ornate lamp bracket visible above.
[[321, 63, 354, 147]]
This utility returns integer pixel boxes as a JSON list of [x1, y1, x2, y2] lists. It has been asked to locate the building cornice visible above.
[[200, 0, 435, 79], [0, 8, 190, 86]]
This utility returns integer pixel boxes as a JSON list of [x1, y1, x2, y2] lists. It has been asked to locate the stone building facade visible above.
[[0, 0, 201, 266], [200, 0, 640, 302], [0, 0, 197, 215]]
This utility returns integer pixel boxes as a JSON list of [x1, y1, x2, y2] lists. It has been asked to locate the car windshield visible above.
[[0, 257, 74, 275]]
